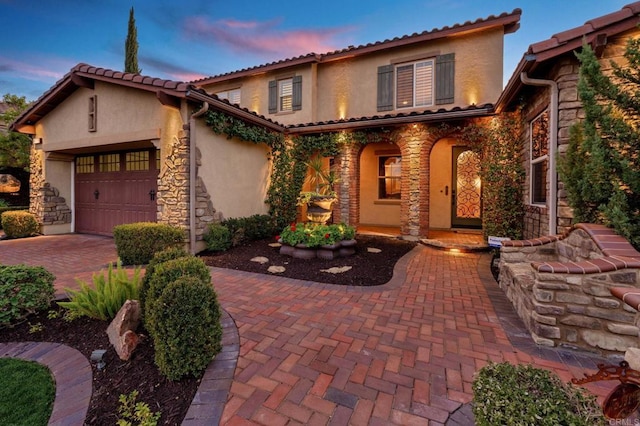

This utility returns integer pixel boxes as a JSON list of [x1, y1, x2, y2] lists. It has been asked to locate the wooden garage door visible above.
[[75, 149, 158, 236]]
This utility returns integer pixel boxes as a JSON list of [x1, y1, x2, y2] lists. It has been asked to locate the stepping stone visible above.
[[251, 256, 269, 264], [268, 266, 286, 273], [367, 247, 382, 253], [321, 266, 352, 274], [269, 243, 281, 248]]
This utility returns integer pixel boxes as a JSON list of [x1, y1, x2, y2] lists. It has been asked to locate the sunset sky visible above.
[[1, 0, 630, 101]]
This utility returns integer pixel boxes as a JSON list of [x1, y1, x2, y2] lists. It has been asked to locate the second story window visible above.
[[268, 75, 302, 114], [396, 60, 434, 109], [216, 88, 241, 105]]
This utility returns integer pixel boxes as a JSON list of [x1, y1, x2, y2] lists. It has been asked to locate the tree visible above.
[[559, 39, 640, 248], [0, 93, 31, 170], [125, 7, 141, 74]]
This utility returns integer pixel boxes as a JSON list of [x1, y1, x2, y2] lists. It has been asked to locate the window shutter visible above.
[[268, 80, 277, 113], [377, 65, 394, 112], [435, 53, 455, 105], [292, 75, 302, 111]]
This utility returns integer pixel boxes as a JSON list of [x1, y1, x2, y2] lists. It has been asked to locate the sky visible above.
[[0, 0, 631, 102]]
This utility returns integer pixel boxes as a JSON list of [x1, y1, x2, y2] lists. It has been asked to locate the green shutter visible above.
[[268, 80, 277, 113], [292, 75, 302, 111], [435, 53, 455, 105], [377, 65, 394, 112]]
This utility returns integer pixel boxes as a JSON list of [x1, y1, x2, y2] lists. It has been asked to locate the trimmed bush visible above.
[[0, 264, 55, 326], [113, 222, 184, 265], [139, 246, 189, 310], [222, 214, 278, 247], [203, 223, 232, 252], [143, 256, 210, 332], [58, 261, 142, 321], [152, 276, 222, 380], [1, 211, 39, 238], [472, 362, 604, 426]]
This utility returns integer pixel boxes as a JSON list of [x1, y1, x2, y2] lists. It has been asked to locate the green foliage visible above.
[[113, 222, 184, 265], [117, 390, 161, 426], [462, 111, 526, 240], [1, 210, 39, 238], [0, 94, 31, 170], [559, 40, 640, 248], [203, 223, 232, 252], [152, 276, 222, 381], [57, 261, 141, 321], [472, 362, 604, 425], [143, 256, 210, 332], [0, 264, 54, 326], [139, 246, 189, 312], [0, 358, 55, 425], [221, 214, 278, 246], [278, 222, 355, 248], [124, 8, 141, 74]]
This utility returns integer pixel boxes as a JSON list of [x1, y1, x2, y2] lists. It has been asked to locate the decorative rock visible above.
[[269, 243, 281, 248], [250, 256, 269, 264], [106, 300, 141, 361], [625, 348, 640, 371], [582, 330, 639, 352], [367, 247, 382, 253], [607, 323, 640, 336], [321, 266, 352, 274], [268, 266, 286, 274]]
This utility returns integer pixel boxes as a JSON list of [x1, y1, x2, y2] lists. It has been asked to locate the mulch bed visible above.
[[0, 234, 416, 424]]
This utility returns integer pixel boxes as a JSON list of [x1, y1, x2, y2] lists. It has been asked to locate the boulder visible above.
[[106, 299, 141, 361]]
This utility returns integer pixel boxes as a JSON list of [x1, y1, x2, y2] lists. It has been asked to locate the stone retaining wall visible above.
[[499, 225, 640, 356]]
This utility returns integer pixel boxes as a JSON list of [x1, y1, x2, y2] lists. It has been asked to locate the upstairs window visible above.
[[377, 53, 455, 112], [268, 75, 302, 114], [216, 88, 241, 105], [530, 110, 549, 204]]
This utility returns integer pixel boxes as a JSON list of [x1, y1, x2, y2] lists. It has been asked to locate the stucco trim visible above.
[[42, 128, 161, 152]]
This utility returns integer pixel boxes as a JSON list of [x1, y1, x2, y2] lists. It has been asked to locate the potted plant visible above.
[[298, 157, 339, 224]]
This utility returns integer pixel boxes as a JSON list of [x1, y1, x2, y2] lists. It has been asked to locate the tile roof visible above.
[[497, 1, 640, 111], [192, 9, 521, 86]]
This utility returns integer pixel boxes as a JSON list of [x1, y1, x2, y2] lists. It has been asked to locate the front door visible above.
[[451, 147, 482, 228]]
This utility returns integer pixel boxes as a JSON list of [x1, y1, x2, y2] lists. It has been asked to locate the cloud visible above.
[[0, 56, 67, 82], [182, 16, 352, 59], [140, 55, 207, 82]]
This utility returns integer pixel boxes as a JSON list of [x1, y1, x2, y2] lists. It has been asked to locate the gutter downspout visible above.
[[520, 72, 558, 235], [189, 102, 209, 254]]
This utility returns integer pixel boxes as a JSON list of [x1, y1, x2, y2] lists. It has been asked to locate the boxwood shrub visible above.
[[139, 246, 189, 311], [0, 264, 55, 325], [113, 222, 185, 265], [472, 362, 604, 425], [203, 223, 232, 252], [1, 211, 39, 239], [222, 214, 278, 247], [152, 276, 222, 380]]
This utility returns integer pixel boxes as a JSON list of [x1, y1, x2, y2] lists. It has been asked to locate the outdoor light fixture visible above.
[[91, 349, 107, 371]]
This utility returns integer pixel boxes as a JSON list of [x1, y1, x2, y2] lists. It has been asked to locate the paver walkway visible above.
[[0, 234, 620, 425]]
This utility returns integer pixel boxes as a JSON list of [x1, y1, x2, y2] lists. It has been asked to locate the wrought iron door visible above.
[[451, 147, 482, 228]]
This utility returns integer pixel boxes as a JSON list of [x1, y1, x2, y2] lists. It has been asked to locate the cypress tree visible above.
[[559, 39, 640, 248], [125, 7, 141, 74]]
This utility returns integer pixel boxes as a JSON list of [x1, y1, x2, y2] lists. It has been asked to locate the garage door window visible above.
[[76, 156, 94, 174], [99, 154, 120, 172], [126, 151, 150, 171]]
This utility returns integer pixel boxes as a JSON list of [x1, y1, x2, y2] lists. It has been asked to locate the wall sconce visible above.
[[91, 349, 107, 370]]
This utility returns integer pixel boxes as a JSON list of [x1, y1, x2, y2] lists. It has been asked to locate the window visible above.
[[126, 151, 150, 171], [268, 75, 302, 113], [530, 110, 549, 204], [99, 153, 120, 172], [88, 95, 97, 132], [378, 156, 401, 199], [377, 53, 455, 112], [76, 156, 94, 174], [216, 88, 241, 105], [396, 60, 434, 109]]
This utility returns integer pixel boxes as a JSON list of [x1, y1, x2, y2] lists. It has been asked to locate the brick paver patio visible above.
[[0, 234, 619, 425]]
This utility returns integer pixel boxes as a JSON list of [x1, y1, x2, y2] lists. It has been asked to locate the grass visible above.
[[0, 358, 55, 425]]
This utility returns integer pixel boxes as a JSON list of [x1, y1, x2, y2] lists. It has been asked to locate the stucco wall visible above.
[[195, 122, 271, 220], [358, 143, 401, 226]]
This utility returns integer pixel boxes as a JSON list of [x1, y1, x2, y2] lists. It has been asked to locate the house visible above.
[[496, 1, 640, 239], [11, 9, 521, 252]]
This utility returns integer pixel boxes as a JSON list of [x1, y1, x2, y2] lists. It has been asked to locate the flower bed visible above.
[[277, 223, 357, 259]]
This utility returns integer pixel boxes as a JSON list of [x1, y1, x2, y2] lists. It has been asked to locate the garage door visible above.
[[75, 149, 158, 236]]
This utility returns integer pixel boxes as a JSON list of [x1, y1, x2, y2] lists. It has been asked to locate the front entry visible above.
[[451, 147, 481, 228], [75, 149, 158, 236]]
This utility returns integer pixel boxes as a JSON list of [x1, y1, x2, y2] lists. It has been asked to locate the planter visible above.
[[279, 239, 357, 259]]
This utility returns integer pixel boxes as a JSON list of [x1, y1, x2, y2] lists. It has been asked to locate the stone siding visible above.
[[28, 148, 71, 227]]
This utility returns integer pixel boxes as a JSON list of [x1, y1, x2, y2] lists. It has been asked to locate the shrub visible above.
[[472, 362, 604, 426], [222, 214, 278, 247], [203, 223, 232, 252], [139, 247, 189, 310], [1, 211, 39, 239], [58, 261, 142, 321], [279, 222, 356, 247], [0, 264, 55, 326], [143, 256, 210, 332], [117, 390, 161, 426], [113, 222, 184, 265], [152, 276, 222, 380]]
